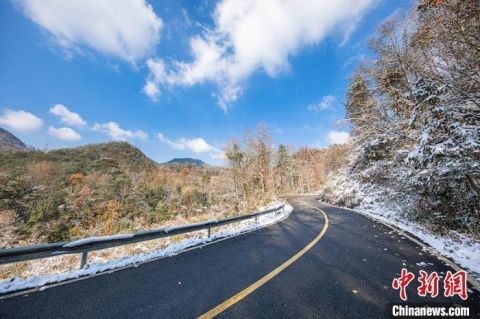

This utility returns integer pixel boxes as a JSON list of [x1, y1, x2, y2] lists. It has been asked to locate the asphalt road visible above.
[[1, 196, 479, 318]]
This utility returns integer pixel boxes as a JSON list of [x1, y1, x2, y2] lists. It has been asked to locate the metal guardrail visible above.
[[0, 205, 284, 269]]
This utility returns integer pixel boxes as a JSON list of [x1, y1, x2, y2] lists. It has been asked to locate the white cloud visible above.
[[158, 133, 224, 159], [143, 0, 376, 109], [48, 126, 81, 141], [143, 80, 161, 101], [181, 138, 215, 153], [18, 0, 163, 62], [157, 132, 186, 150], [93, 122, 148, 141], [49, 104, 86, 127], [307, 95, 337, 112], [0, 109, 43, 132], [327, 130, 350, 145]]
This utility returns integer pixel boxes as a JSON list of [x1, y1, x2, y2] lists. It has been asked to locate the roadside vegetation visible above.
[[320, 0, 480, 238]]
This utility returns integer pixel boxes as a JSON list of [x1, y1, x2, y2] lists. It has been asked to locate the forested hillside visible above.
[[0, 130, 346, 248], [224, 124, 349, 212], [0, 142, 224, 246], [320, 0, 479, 237]]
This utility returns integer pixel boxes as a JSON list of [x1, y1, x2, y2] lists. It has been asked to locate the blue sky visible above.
[[0, 0, 410, 165]]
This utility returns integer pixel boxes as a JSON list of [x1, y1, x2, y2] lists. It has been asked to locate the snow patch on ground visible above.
[[0, 202, 292, 294], [319, 178, 480, 280], [357, 204, 480, 279]]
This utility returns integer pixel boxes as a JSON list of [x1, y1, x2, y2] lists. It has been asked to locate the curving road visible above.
[[0, 196, 479, 318]]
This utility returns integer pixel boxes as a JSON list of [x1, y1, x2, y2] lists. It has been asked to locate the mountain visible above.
[[0, 141, 158, 174], [0, 127, 30, 153], [0, 141, 161, 244], [162, 157, 208, 167]]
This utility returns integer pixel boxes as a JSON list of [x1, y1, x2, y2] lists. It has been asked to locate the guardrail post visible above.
[[207, 227, 211, 238], [80, 252, 88, 269]]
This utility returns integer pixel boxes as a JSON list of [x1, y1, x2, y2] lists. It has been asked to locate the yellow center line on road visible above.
[[198, 202, 329, 319]]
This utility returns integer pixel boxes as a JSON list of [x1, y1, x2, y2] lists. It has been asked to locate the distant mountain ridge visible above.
[[0, 128, 207, 170], [0, 141, 158, 173], [0, 127, 30, 153], [162, 158, 208, 167]]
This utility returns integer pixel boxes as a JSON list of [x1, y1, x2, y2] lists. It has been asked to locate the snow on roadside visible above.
[[351, 203, 480, 280], [0, 203, 293, 294], [364, 207, 480, 280], [319, 176, 480, 280]]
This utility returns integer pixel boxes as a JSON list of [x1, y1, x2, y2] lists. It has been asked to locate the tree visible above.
[[275, 144, 290, 193], [253, 123, 273, 195], [225, 140, 245, 203]]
